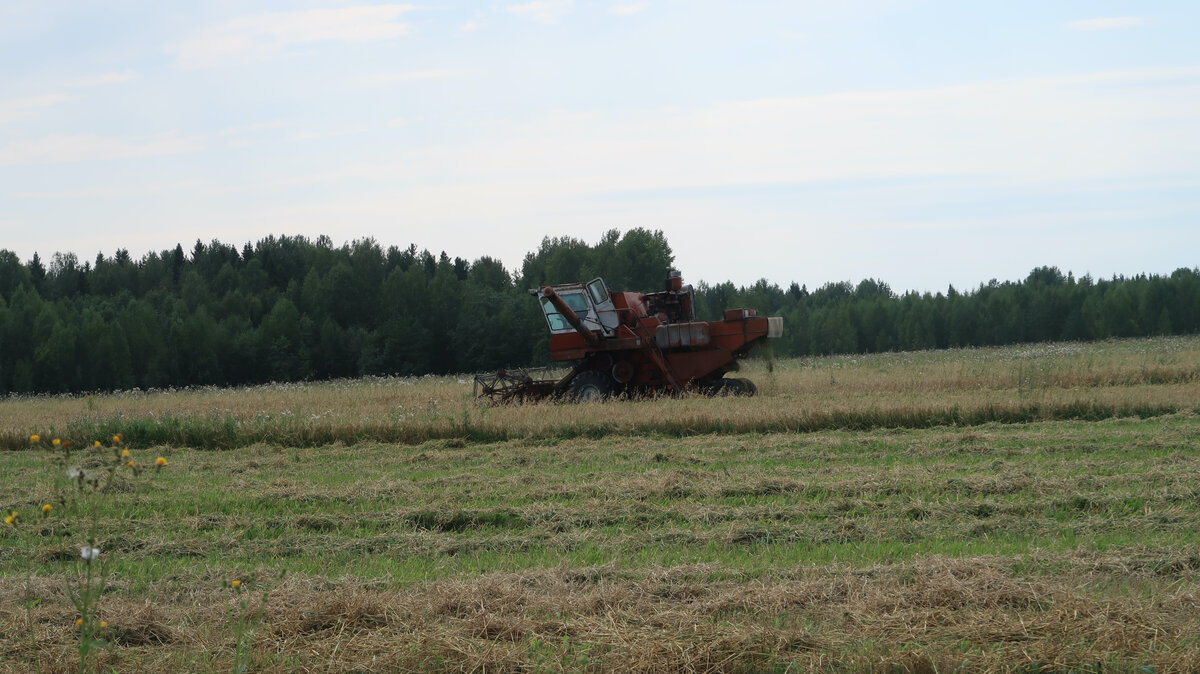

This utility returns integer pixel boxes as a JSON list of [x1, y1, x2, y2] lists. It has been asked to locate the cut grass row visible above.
[[7, 552, 1200, 672]]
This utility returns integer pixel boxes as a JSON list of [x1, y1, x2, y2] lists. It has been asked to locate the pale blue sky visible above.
[[2, 1, 1197, 291]]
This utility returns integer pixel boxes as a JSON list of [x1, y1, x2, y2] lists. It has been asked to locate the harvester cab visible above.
[[473, 271, 782, 403], [536, 278, 619, 336]]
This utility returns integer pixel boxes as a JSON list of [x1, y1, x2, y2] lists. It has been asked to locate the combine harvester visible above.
[[474, 271, 783, 403]]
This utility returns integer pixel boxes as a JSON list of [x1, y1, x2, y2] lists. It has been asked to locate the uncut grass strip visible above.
[[3, 401, 1192, 451]]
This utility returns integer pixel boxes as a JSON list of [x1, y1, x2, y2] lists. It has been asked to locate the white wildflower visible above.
[[80, 546, 100, 562]]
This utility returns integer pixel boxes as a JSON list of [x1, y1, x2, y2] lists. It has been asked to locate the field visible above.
[[3, 337, 1200, 672]]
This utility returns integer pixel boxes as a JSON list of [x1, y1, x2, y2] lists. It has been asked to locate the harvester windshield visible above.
[[540, 291, 589, 332]]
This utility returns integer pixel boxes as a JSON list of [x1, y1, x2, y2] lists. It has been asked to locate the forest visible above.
[[0, 228, 1197, 394]]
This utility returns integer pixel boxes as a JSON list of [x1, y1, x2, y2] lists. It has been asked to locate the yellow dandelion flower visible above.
[[155, 457, 168, 467], [121, 448, 130, 457], [112, 435, 121, 444], [231, 579, 242, 587], [3, 515, 13, 526], [93, 440, 101, 448], [42, 504, 52, 514], [75, 618, 83, 627], [30, 434, 40, 443], [126, 461, 134, 468], [99, 621, 108, 628], [52, 438, 61, 446]]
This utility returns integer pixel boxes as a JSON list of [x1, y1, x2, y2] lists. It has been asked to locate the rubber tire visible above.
[[569, 371, 615, 402], [706, 378, 738, 397], [734, 378, 758, 396], [707, 378, 756, 397]]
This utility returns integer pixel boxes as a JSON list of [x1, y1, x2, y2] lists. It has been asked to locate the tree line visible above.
[[0, 229, 1196, 394]]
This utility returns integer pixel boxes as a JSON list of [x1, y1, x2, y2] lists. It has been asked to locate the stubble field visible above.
[[3, 337, 1200, 672]]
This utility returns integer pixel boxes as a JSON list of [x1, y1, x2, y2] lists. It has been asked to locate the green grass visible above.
[[6, 418, 1200, 581]]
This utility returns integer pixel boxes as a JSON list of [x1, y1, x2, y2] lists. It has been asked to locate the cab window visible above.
[[560, 291, 589, 314], [586, 279, 609, 305], [540, 298, 569, 331]]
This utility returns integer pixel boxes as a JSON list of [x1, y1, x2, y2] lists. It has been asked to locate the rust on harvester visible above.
[[472, 271, 783, 403]]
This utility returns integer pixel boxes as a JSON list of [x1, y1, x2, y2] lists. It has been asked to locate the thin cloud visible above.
[[173, 5, 416, 68], [216, 120, 287, 137], [12, 180, 205, 200], [357, 70, 459, 86], [610, 3, 647, 17], [1045, 65, 1200, 86], [259, 66, 1200, 195], [1067, 17, 1143, 31], [0, 94, 74, 125], [66, 71, 136, 87], [505, 0, 573, 24], [0, 134, 202, 167], [460, 20, 483, 31], [288, 127, 368, 142]]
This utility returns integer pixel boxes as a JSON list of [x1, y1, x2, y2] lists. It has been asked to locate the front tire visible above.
[[734, 377, 758, 396], [706, 377, 756, 397], [569, 371, 615, 402]]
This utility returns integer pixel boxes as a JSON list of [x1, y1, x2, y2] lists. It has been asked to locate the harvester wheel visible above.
[[734, 378, 758, 396], [707, 377, 756, 397], [705, 378, 734, 397], [569, 371, 614, 402]]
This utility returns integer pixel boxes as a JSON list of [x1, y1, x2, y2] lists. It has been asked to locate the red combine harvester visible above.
[[473, 271, 783, 403]]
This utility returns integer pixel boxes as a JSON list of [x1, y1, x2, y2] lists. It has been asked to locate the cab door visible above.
[[586, 278, 619, 335]]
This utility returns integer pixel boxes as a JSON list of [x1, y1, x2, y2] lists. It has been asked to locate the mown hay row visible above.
[[4, 554, 1199, 673]]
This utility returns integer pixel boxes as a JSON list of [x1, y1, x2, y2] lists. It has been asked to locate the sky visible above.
[[1, 0, 1198, 293]]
